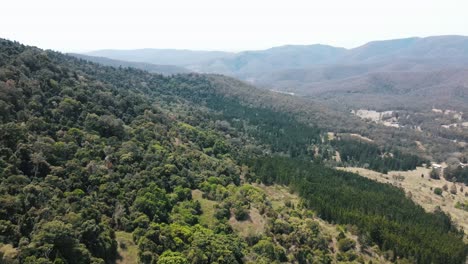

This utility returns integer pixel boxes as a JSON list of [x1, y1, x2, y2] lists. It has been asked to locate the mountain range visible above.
[[85, 35, 468, 111], [85, 48, 232, 66]]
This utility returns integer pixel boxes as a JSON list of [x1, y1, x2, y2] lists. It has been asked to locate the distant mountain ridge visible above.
[[188, 44, 347, 76], [84, 35, 468, 111], [85, 48, 233, 66], [337, 35, 468, 63], [86, 35, 468, 71]]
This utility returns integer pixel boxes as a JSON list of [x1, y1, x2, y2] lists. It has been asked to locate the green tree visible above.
[[133, 184, 171, 222], [157, 251, 189, 264], [27, 220, 92, 264]]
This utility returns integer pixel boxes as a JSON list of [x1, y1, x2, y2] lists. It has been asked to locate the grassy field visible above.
[[0, 244, 18, 262], [191, 189, 218, 228], [257, 184, 300, 210], [228, 207, 266, 237], [115, 231, 138, 264]]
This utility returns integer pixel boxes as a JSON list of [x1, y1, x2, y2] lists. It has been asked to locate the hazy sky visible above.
[[1, 0, 467, 52]]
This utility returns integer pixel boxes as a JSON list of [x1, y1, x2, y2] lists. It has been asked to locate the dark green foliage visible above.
[[0, 39, 246, 263], [331, 139, 427, 172], [251, 239, 286, 262], [337, 237, 356, 252], [430, 168, 441, 179], [233, 205, 249, 221], [169, 200, 201, 225], [134, 223, 244, 264], [22, 220, 91, 264], [445, 166, 468, 184], [132, 184, 171, 222]]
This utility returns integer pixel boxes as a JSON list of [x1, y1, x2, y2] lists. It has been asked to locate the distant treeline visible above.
[[446, 166, 468, 185], [331, 139, 428, 173]]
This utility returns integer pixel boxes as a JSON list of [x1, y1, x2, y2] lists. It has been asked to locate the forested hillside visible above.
[[0, 39, 466, 263], [83, 36, 468, 167]]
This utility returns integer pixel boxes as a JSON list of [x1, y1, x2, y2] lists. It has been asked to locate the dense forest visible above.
[[445, 166, 468, 185], [0, 39, 466, 263], [330, 139, 428, 173]]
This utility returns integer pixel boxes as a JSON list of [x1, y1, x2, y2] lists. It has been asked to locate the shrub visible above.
[[337, 238, 356, 252]]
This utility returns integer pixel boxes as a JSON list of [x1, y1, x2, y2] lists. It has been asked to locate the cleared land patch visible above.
[[228, 207, 266, 237], [116, 231, 138, 264], [191, 189, 218, 228]]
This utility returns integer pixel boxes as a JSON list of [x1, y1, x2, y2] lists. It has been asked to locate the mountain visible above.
[[188, 35, 468, 74], [83, 36, 468, 112], [84, 36, 468, 71], [234, 36, 468, 112], [68, 53, 189, 75], [305, 69, 468, 109], [252, 65, 468, 111], [85, 48, 233, 66], [339, 35, 468, 63], [187, 44, 347, 76], [1, 39, 467, 263]]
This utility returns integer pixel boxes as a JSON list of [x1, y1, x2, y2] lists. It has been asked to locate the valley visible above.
[[0, 37, 467, 264]]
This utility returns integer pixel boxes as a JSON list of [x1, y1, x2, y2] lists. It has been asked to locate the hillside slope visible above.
[[259, 68, 468, 111], [187, 44, 346, 76], [0, 39, 466, 263]]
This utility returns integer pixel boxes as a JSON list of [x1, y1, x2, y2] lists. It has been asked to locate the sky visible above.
[[1, 0, 467, 52]]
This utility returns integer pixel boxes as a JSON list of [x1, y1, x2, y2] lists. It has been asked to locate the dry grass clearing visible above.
[[415, 140, 426, 151], [116, 231, 138, 264], [257, 184, 300, 210], [335, 150, 342, 162], [338, 166, 468, 233], [191, 189, 218, 228], [228, 207, 266, 237], [349, 133, 374, 142], [329, 132, 374, 143], [0, 244, 18, 262]]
